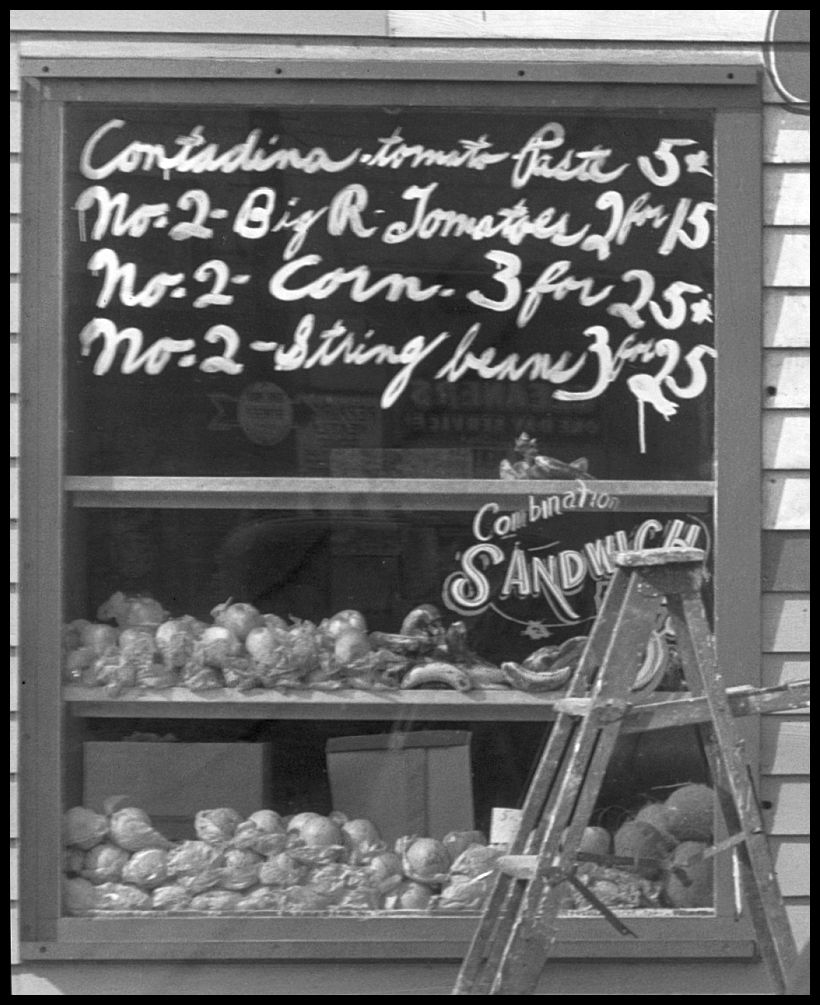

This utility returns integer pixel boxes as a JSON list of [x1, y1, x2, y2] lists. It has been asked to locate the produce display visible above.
[[62, 784, 715, 916], [63, 592, 670, 696]]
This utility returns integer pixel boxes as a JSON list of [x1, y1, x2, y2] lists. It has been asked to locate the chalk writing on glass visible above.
[[71, 111, 715, 458]]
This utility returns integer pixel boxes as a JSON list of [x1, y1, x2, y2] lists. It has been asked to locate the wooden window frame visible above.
[[19, 53, 763, 960]]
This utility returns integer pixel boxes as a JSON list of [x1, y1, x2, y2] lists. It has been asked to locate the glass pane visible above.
[[62, 503, 715, 916], [64, 104, 715, 480]]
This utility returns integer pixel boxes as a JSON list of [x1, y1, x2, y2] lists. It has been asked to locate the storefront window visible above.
[[20, 64, 762, 958]]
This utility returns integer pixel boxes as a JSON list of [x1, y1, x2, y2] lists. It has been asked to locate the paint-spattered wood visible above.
[[762, 594, 811, 651], [10, 10, 389, 36], [763, 656, 811, 691], [763, 167, 811, 226], [763, 106, 811, 164], [763, 413, 810, 469], [762, 532, 810, 591], [760, 779, 811, 836], [387, 9, 772, 42], [763, 475, 810, 531], [761, 718, 811, 775], [763, 229, 811, 287], [763, 291, 810, 348], [764, 351, 811, 409]]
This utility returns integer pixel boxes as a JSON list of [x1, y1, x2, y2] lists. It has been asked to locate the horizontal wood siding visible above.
[[760, 779, 811, 836], [387, 10, 774, 42], [9, 10, 811, 986], [763, 291, 810, 348], [761, 532, 810, 591], [10, 10, 389, 36]]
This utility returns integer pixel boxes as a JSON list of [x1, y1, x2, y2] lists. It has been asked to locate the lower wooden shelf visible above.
[[22, 912, 756, 961]]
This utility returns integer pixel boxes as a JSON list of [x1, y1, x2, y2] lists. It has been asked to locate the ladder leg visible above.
[[453, 565, 637, 995], [486, 570, 668, 995], [667, 590, 799, 995]]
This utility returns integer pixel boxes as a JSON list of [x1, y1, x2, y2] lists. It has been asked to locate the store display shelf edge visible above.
[[64, 476, 715, 512], [63, 684, 573, 720]]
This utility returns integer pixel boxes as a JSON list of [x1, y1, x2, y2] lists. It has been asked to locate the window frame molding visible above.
[[19, 53, 763, 961]]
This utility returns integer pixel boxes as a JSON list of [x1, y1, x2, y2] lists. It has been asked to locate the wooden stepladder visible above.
[[453, 547, 809, 996]]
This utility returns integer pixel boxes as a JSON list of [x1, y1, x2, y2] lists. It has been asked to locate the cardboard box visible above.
[[326, 730, 474, 844], [83, 742, 272, 841]]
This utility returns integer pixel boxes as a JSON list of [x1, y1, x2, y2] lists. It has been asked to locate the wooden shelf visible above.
[[64, 685, 576, 721], [65, 476, 714, 512]]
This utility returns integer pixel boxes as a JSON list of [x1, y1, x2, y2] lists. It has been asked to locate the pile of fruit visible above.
[[62, 784, 715, 916], [62, 592, 600, 696]]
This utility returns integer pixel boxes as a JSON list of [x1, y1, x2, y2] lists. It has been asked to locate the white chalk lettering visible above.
[[511, 123, 630, 189], [79, 317, 195, 376], [80, 119, 361, 181], [87, 248, 185, 308], [269, 254, 445, 305], [74, 186, 170, 241], [364, 128, 509, 172]]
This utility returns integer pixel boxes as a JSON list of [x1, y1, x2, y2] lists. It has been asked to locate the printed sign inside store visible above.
[[64, 106, 715, 479]]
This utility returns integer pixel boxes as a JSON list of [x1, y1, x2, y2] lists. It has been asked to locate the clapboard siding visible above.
[[762, 228, 811, 287], [761, 594, 811, 652], [762, 413, 810, 469], [10, 160, 19, 215], [762, 474, 810, 531], [785, 903, 810, 953], [387, 10, 774, 42], [10, 277, 19, 334], [9, 98, 20, 155], [771, 839, 811, 899], [10, 843, 18, 901], [763, 291, 810, 348], [763, 105, 811, 164], [10, 10, 390, 36], [761, 779, 811, 836], [9, 652, 18, 713], [761, 717, 810, 776], [10, 340, 19, 395], [763, 350, 810, 409], [10, 218, 20, 276], [762, 532, 810, 592], [763, 166, 810, 227], [10, 773, 19, 835], [10, 394, 18, 457], [762, 655, 810, 690]]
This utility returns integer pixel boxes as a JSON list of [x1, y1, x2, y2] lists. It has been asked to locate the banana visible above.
[[400, 604, 445, 637], [501, 660, 573, 692], [399, 661, 473, 692], [463, 662, 510, 688], [368, 631, 438, 656], [632, 629, 669, 692]]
